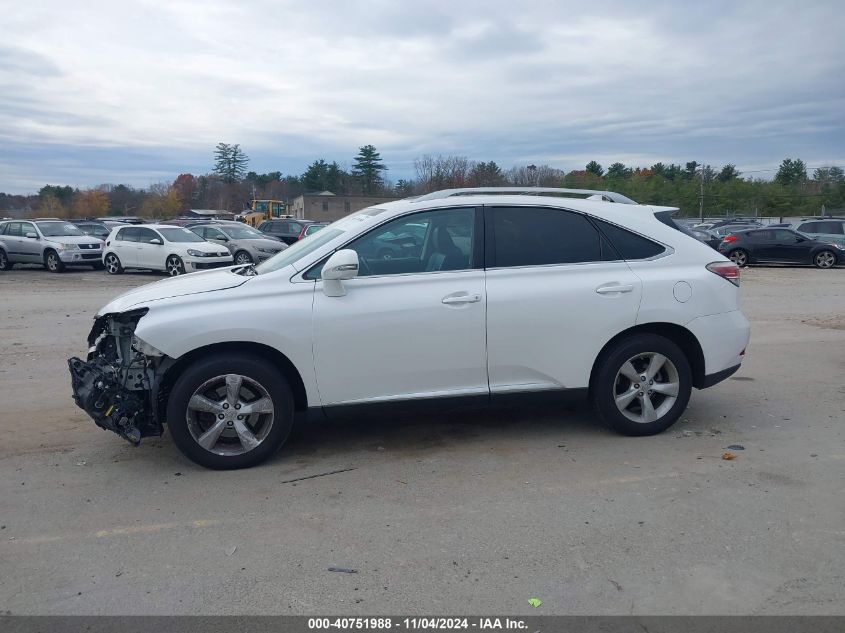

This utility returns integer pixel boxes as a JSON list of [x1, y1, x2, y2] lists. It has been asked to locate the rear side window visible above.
[[5, 222, 22, 236], [490, 207, 605, 267], [801, 221, 844, 235], [592, 219, 665, 260]]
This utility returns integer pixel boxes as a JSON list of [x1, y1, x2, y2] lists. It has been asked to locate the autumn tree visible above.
[[172, 173, 198, 212], [140, 183, 181, 219], [213, 143, 250, 183], [71, 189, 110, 218], [352, 145, 387, 195]]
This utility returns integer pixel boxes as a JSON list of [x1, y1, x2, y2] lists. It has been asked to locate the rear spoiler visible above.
[[650, 207, 697, 238]]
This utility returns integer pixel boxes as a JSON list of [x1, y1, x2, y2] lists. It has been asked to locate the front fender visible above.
[[132, 278, 319, 405]]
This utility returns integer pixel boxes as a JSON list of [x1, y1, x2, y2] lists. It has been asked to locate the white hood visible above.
[[98, 268, 248, 314]]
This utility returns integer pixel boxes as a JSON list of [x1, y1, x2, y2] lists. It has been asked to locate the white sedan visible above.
[[102, 224, 233, 275]]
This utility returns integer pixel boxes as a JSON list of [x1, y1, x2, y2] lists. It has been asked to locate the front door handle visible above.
[[595, 283, 634, 295], [442, 293, 482, 305]]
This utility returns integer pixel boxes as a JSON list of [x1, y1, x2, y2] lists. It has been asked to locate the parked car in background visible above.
[[102, 224, 233, 276], [718, 227, 843, 268], [709, 223, 759, 239], [69, 186, 750, 469], [0, 219, 104, 272], [787, 218, 845, 248], [708, 218, 763, 230], [689, 228, 721, 249], [257, 219, 319, 244], [298, 222, 329, 240], [189, 222, 288, 265], [72, 220, 111, 240]]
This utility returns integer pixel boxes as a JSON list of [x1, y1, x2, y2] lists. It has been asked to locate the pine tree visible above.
[[352, 145, 387, 195]]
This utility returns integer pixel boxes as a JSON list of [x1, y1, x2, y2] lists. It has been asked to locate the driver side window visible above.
[[304, 207, 476, 280], [345, 207, 475, 277]]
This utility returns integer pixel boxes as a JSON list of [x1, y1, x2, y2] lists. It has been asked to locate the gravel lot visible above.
[[1, 266, 843, 615]]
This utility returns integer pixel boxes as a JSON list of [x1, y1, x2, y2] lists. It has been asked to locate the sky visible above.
[[1, 0, 844, 195]]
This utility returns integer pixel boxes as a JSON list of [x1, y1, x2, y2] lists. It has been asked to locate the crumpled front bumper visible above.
[[67, 310, 163, 444]]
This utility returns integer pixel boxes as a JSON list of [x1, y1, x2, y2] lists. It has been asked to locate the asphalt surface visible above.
[[1, 265, 844, 615]]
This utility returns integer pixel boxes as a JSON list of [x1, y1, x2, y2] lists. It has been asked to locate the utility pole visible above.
[[698, 164, 705, 223]]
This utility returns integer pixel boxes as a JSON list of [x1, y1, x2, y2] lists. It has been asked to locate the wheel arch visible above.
[[589, 322, 706, 393], [155, 341, 309, 423]]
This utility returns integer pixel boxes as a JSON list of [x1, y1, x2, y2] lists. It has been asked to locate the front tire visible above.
[[814, 250, 837, 269], [592, 333, 692, 436], [45, 250, 65, 273], [728, 249, 749, 267], [166, 254, 186, 276], [166, 354, 295, 469], [234, 250, 253, 265], [104, 253, 124, 274]]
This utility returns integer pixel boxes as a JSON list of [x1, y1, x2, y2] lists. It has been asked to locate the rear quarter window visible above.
[[592, 219, 665, 260]]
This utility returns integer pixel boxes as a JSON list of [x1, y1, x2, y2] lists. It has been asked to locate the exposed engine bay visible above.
[[68, 308, 163, 444]]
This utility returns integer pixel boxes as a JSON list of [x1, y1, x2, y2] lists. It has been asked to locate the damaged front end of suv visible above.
[[68, 308, 165, 444]]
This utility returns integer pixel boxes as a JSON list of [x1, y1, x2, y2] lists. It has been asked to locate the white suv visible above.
[[69, 188, 750, 469], [102, 224, 233, 275]]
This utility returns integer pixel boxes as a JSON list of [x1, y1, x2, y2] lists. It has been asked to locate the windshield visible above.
[[158, 227, 205, 243], [221, 225, 266, 240], [36, 221, 85, 237], [255, 207, 390, 274]]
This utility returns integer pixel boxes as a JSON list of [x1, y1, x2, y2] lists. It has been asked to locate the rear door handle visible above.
[[442, 293, 482, 305], [595, 284, 634, 295]]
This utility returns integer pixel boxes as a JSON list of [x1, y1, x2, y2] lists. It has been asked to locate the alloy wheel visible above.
[[235, 252, 253, 265], [729, 250, 747, 267], [185, 374, 275, 456], [167, 256, 185, 276], [815, 251, 836, 269], [105, 254, 121, 274], [613, 352, 680, 424]]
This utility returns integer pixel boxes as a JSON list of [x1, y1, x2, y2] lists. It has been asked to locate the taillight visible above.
[[707, 261, 740, 286], [722, 235, 738, 243]]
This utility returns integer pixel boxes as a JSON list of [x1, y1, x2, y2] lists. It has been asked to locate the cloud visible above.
[[0, 0, 843, 193]]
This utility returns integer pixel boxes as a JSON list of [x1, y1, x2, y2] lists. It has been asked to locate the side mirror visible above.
[[149, 238, 163, 245], [26, 232, 38, 239], [321, 249, 359, 297]]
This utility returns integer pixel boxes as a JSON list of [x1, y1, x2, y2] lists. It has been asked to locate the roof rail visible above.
[[411, 187, 638, 205]]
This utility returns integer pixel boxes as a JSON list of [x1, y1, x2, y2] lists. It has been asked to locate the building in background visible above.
[[291, 192, 402, 221]]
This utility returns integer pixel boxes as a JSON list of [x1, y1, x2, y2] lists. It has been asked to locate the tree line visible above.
[[1, 146, 842, 220]]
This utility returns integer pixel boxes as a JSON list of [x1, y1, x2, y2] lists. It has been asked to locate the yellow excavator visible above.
[[236, 200, 288, 226]]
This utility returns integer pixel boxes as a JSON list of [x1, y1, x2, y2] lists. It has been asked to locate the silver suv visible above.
[[0, 219, 105, 272], [789, 218, 845, 248]]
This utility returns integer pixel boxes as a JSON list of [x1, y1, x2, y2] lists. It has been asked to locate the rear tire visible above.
[[592, 333, 692, 436], [166, 354, 295, 469], [814, 250, 837, 269], [728, 249, 749, 267], [45, 250, 65, 273], [0, 250, 11, 270], [104, 253, 124, 274]]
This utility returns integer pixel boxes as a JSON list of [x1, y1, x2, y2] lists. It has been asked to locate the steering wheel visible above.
[[357, 255, 373, 276]]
